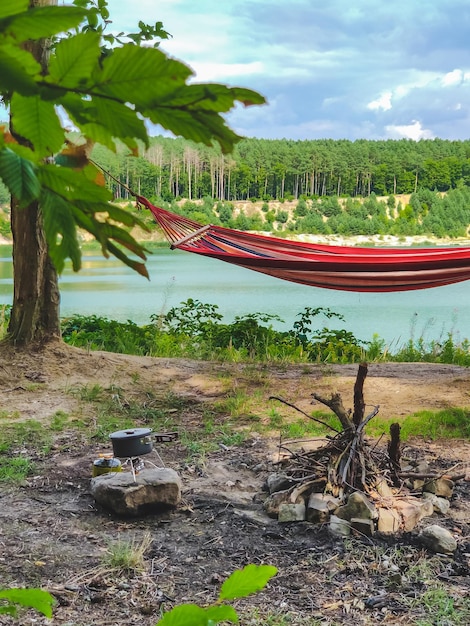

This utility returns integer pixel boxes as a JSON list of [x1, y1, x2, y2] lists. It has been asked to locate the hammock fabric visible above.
[[138, 195, 470, 293]]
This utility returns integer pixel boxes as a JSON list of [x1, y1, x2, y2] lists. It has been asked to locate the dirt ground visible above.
[[0, 344, 469, 625]]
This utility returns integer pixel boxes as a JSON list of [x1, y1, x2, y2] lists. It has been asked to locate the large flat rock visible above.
[[90, 468, 182, 516]]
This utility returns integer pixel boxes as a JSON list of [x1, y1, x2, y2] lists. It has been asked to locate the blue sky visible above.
[[106, 0, 470, 142]]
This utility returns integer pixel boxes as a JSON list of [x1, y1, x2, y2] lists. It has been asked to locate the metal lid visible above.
[[109, 428, 152, 440]]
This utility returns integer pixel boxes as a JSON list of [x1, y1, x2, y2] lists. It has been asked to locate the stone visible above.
[[329, 514, 351, 537], [422, 492, 451, 515], [264, 489, 299, 518], [375, 477, 394, 499], [306, 493, 340, 524], [394, 496, 433, 531], [419, 525, 457, 554], [90, 468, 182, 516], [415, 461, 431, 474], [278, 502, 306, 523], [266, 473, 295, 494], [350, 517, 374, 537], [334, 491, 377, 522], [423, 477, 454, 498], [377, 507, 401, 534], [413, 479, 425, 491]]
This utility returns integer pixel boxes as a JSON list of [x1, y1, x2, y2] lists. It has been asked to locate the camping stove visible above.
[[103, 429, 178, 481]]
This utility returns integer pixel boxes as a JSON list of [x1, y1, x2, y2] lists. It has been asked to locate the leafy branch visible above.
[[158, 564, 278, 626], [0, 0, 265, 276]]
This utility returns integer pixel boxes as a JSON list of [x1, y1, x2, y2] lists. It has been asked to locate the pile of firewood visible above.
[[271, 363, 408, 499]]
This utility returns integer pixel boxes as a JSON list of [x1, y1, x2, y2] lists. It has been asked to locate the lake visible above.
[[1, 246, 470, 346]]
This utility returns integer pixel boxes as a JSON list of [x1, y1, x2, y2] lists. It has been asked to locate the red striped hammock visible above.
[[138, 195, 470, 293]]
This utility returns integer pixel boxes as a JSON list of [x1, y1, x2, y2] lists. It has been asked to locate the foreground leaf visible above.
[[10, 93, 64, 157], [0, 147, 40, 205], [96, 45, 193, 106], [41, 189, 82, 273], [4, 6, 87, 42], [0, 588, 55, 618], [205, 605, 239, 623], [39, 164, 112, 203], [219, 564, 278, 601], [0, 45, 40, 95], [153, 603, 209, 626], [0, 0, 28, 21], [47, 30, 101, 88]]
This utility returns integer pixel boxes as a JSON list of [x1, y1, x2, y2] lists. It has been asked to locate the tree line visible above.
[[154, 186, 470, 240], [91, 136, 470, 202]]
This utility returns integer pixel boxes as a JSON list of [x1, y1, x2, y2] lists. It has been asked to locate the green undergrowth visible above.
[[399, 407, 470, 440], [2, 300, 470, 365], [53, 300, 470, 365]]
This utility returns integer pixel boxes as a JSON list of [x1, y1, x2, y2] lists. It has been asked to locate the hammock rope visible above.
[[135, 195, 470, 293]]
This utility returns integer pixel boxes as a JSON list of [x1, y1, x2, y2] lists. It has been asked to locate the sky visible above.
[[106, 0, 470, 143]]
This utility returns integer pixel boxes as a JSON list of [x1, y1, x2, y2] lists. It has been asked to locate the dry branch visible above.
[[311, 391, 354, 431], [270, 396, 341, 433], [353, 362, 368, 426]]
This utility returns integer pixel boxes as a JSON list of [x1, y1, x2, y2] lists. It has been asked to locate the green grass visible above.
[[102, 533, 152, 574], [408, 587, 470, 625], [0, 420, 52, 449], [0, 457, 35, 483], [400, 407, 470, 440]]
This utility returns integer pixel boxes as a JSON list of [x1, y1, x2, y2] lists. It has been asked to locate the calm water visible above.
[[1, 246, 470, 346]]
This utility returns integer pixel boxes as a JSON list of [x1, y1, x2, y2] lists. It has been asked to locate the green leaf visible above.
[[205, 605, 239, 623], [96, 221, 148, 259], [67, 200, 149, 277], [0, 147, 40, 206], [0, 588, 55, 618], [41, 189, 82, 273], [0, 45, 40, 95], [145, 107, 241, 154], [5, 6, 88, 42], [38, 165, 112, 203], [156, 604, 210, 626], [5, 142, 40, 164], [48, 31, 101, 88], [92, 98, 149, 146], [60, 94, 146, 152], [96, 45, 193, 106], [156, 84, 266, 112], [10, 93, 64, 157], [0, 605, 17, 616], [73, 122, 118, 152], [0, 0, 28, 21], [219, 564, 278, 601], [105, 204, 149, 230], [105, 240, 149, 279]]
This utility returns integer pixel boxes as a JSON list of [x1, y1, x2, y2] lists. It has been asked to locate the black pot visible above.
[[109, 427, 153, 457]]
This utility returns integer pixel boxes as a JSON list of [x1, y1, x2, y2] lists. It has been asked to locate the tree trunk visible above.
[[8, 0, 61, 346], [9, 198, 61, 345]]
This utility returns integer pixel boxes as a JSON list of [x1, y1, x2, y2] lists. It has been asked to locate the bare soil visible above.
[[0, 344, 469, 625]]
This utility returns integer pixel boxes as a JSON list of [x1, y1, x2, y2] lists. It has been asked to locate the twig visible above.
[[311, 391, 354, 431], [270, 396, 341, 433], [341, 406, 379, 486], [398, 472, 466, 482], [353, 362, 368, 426]]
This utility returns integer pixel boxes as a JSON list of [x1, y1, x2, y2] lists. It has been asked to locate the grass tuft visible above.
[[103, 532, 153, 574]]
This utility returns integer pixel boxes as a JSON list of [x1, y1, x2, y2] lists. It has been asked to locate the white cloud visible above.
[[385, 120, 435, 140], [442, 69, 463, 86], [367, 92, 393, 111], [188, 61, 264, 81], [104, 0, 470, 141]]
